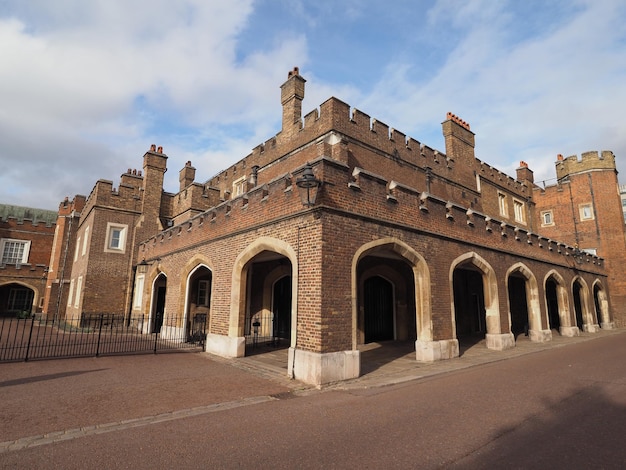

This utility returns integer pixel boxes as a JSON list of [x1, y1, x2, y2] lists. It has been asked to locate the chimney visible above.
[[516, 161, 534, 184], [179, 161, 196, 191], [280, 67, 306, 132], [442, 112, 476, 187]]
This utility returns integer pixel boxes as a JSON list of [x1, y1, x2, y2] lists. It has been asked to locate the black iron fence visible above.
[[0, 313, 206, 362], [244, 311, 291, 352]]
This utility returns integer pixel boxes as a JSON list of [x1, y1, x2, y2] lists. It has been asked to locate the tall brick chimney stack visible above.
[[280, 67, 306, 133], [516, 161, 534, 184], [141, 144, 167, 232], [179, 160, 196, 191], [442, 112, 476, 188]]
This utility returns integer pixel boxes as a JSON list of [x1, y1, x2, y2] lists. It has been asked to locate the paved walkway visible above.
[[231, 327, 626, 390], [1, 327, 624, 455]]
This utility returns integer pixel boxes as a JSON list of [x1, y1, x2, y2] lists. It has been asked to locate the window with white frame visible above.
[[74, 236, 81, 261], [82, 226, 90, 256], [232, 176, 247, 197], [133, 274, 145, 309], [68, 279, 75, 307], [513, 199, 526, 224], [74, 276, 83, 308], [541, 210, 554, 226], [105, 223, 128, 253], [498, 192, 508, 217], [0, 238, 31, 265], [579, 203, 594, 221], [197, 280, 211, 307]]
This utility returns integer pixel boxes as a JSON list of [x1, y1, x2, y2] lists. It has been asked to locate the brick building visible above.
[[42, 69, 621, 386], [0, 204, 57, 316]]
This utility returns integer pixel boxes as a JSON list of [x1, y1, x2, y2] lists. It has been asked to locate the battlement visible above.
[[556, 151, 616, 180], [139, 157, 603, 272], [478, 159, 529, 195]]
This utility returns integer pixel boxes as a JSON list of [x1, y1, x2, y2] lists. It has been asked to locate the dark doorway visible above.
[[153, 285, 166, 334], [0, 284, 34, 316], [364, 276, 394, 343], [453, 268, 486, 339], [272, 276, 292, 343], [508, 275, 529, 337], [546, 278, 560, 331], [593, 284, 602, 327], [573, 281, 584, 330]]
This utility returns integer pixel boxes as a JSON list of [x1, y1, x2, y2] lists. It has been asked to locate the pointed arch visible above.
[[352, 237, 431, 348], [544, 270, 576, 336], [592, 279, 612, 328], [572, 276, 596, 332], [506, 262, 549, 342], [230, 237, 298, 342], [449, 252, 500, 337]]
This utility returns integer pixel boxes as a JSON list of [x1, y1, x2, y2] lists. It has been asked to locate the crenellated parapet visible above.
[[478, 159, 529, 196], [556, 151, 616, 181], [139, 157, 603, 273]]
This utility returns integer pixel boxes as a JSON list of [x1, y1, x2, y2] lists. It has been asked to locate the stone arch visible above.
[[506, 263, 550, 342], [450, 252, 512, 351], [351, 238, 449, 362], [181, 258, 213, 338], [543, 270, 577, 336], [148, 272, 167, 335], [592, 279, 612, 329], [0, 280, 39, 316], [230, 237, 298, 345], [572, 276, 598, 333], [352, 238, 430, 342]]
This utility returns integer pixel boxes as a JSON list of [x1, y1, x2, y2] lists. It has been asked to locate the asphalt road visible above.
[[2, 333, 626, 469]]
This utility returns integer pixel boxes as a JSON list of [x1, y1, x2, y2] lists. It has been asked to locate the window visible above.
[[0, 238, 30, 265], [197, 280, 211, 306], [232, 176, 247, 197], [8, 287, 33, 312], [82, 226, 89, 256], [579, 204, 594, 221], [105, 223, 128, 253], [74, 276, 83, 308], [133, 274, 145, 309], [498, 192, 508, 217], [513, 199, 525, 224], [541, 210, 554, 226], [74, 237, 81, 261], [68, 279, 75, 307]]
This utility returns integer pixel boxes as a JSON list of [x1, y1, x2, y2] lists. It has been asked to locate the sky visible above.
[[1, 0, 625, 210]]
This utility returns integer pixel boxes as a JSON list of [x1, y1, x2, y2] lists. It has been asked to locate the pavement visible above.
[[1, 327, 624, 456]]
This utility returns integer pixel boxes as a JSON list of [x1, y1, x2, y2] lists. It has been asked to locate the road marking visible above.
[[0, 395, 277, 454]]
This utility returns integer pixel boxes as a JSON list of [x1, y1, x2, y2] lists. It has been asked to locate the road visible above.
[[2, 333, 626, 469]]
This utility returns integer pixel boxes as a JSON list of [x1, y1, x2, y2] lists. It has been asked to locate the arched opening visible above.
[[573, 280, 584, 330], [242, 252, 293, 358], [353, 238, 430, 371], [592, 282, 610, 328], [185, 265, 212, 342], [453, 266, 486, 343], [150, 274, 167, 334], [546, 278, 560, 331], [450, 253, 507, 353], [0, 282, 35, 317], [508, 274, 529, 338]]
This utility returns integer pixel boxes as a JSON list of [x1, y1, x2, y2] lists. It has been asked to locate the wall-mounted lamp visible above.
[[136, 259, 150, 274], [295, 163, 321, 207]]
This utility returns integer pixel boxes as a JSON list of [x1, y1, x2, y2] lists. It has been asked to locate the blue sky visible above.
[[1, 0, 625, 210]]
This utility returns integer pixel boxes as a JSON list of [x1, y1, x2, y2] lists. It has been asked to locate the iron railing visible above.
[[244, 311, 291, 352], [0, 313, 206, 362]]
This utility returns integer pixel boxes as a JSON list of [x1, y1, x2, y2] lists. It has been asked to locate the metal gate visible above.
[[0, 313, 205, 363]]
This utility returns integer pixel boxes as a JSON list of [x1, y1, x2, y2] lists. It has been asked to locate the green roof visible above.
[[0, 204, 57, 225]]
